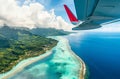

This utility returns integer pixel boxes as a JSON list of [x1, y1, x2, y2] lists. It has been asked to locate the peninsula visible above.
[[0, 36, 86, 79], [0, 26, 58, 73]]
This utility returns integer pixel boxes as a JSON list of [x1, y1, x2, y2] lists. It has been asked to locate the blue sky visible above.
[[19, 0, 76, 22], [37, 0, 76, 22]]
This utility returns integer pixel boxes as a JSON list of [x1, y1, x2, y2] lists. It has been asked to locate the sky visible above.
[[23, 0, 76, 22], [37, 0, 76, 22], [1, 0, 120, 32], [0, 0, 75, 30]]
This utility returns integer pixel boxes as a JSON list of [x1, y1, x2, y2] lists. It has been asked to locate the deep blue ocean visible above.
[[66, 32, 120, 79]]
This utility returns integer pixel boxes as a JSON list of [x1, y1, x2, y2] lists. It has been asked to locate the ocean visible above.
[[66, 32, 120, 79], [5, 37, 81, 79]]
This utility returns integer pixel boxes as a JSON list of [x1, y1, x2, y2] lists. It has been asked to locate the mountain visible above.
[[0, 35, 10, 48], [30, 28, 71, 37], [0, 26, 32, 40], [0, 26, 58, 73]]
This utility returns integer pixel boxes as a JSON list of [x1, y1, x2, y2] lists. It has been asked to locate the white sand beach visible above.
[[58, 37, 86, 79], [0, 49, 53, 79], [0, 36, 86, 79], [50, 36, 86, 79]]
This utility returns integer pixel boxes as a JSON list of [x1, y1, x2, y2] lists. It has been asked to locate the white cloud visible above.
[[0, 0, 73, 30], [79, 21, 120, 33], [23, 0, 36, 5], [98, 22, 120, 32]]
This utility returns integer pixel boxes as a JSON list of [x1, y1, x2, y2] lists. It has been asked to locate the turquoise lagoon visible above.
[[0, 37, 83, 79]]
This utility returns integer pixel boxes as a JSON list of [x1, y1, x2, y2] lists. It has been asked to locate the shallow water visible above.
[[8, 37, 81, 79], [67, 32, 120, 79]]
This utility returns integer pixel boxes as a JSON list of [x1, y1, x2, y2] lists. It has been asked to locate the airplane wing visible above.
[[74, 0, 120, 21], [64, 0, 120, 30], [93, 0, 120, 18], [74, 0, 99, 20]]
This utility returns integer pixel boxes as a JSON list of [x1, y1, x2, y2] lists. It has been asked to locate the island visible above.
[[0, 26, 58, 73], [0, 36, 86, 79], [0, 26, 86, 79]]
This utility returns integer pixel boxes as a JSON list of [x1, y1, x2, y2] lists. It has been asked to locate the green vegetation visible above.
[[0, 26, 58, 73], [30, 28, 71, 37]]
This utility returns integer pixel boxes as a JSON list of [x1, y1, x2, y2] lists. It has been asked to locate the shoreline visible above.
[[0, 49, 53, 79], [0, 36, 86, 79], [61, 37, 86, 79]]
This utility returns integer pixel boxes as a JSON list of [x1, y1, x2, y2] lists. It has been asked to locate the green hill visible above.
[[0, 26, 31, 40], [30, 28, 71, 37], [0, 26, 58, 73], [0, 35, 10, 48]]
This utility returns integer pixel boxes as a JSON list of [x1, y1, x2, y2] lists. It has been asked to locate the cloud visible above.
[[78, 21, 120, 33], [23, 0, 36, 5], [0, 0, 73, 30], [97, 22, 120, 32]]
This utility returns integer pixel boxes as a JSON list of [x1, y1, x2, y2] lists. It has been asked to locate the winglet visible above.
[[64, 4, 79, 25]]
